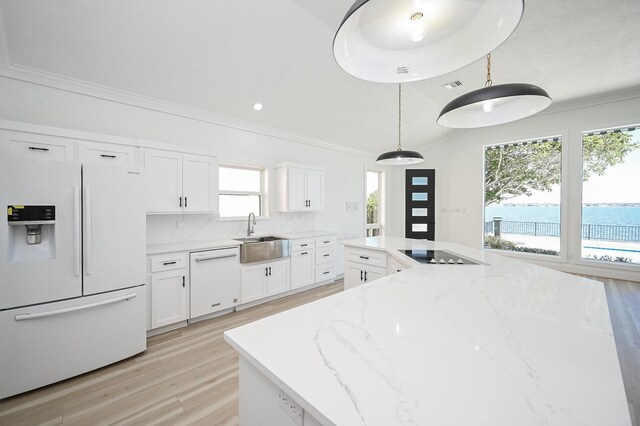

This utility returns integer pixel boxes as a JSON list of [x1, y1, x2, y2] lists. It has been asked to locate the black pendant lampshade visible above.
[[376, 84, 424, 166], [437, 54, 552, 128], [333, 0, 524, 83], [376, 149, 424, 165]]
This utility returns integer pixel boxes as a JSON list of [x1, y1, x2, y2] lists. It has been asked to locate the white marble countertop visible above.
[[146, 239, 241, 255], [272, 230, 337, 240], [224, 238, 630, 425]]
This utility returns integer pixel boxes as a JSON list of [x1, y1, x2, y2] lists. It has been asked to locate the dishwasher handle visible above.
[[194, 253, 238, 262]]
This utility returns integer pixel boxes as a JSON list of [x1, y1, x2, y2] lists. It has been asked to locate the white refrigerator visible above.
[[0, 158, 147, 399]]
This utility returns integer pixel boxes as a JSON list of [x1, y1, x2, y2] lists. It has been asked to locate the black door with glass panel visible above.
[[405, 169, 435, 240]]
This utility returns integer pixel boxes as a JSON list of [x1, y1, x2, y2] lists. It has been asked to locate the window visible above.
[[483, 137, 562, 256], [218, 165, 266, 218], [581, 126, 640, 265], [366, 170, 384, 237]]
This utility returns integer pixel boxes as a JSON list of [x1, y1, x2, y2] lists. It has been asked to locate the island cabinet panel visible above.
[[388, 256, 406, 274], [344, 246, 388, 289]]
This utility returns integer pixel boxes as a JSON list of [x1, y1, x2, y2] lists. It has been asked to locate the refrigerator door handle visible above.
[[83, 185, 92, 276], [73, 185, 81, 277], [14, 293, 137, 321]]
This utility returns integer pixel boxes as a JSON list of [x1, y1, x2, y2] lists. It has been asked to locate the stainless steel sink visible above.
[[235, 236, 291, 263]]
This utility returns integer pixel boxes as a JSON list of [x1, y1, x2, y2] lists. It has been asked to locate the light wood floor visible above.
[[1, 277, 638, 426]]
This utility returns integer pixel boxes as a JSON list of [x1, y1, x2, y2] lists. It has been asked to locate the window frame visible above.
[[481, 134, 569, 263], [217, 163, 268, 220], [365, 169, 385, 238], [575, 124, 640, 271]]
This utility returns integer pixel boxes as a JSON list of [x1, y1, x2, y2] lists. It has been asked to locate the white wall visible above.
[[394, 90, 640, 279], [0, 76, 376, 244]]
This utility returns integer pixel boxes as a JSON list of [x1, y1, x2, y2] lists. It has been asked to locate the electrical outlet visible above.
[[278, 389, 303, 425]]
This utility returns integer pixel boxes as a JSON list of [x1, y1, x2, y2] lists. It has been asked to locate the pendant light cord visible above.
[[397, 83, 402, 151], [485, 53, 493, 88]]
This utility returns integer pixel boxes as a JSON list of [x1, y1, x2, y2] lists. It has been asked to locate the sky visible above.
[[506, 131, 640, 204]]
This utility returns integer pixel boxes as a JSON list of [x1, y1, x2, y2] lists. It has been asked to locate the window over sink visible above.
[[219, 164, 267, 218]]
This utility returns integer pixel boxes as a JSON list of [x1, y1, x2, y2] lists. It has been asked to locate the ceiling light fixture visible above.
[[253, 103, 263, 111], [437, 54, 552, 128], [377, 84, 424, 165], [333, 0, 524, 83]]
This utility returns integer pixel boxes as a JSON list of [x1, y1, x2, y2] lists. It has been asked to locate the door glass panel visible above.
[[412, 192, 428, 201], [412, 224, 428, 232], [412, 208, 429, 216], [412, 177, 428, 186]]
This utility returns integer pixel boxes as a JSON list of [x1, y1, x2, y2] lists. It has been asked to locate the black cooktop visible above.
[[400, 249, 481, 265]]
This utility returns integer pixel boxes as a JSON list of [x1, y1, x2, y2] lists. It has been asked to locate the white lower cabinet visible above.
[[150, 268, 188, 329], [344, 247, 388, 290], [148, 252, 189, 330], [291, 249, 315, 289], [241, 259, 290, 304]]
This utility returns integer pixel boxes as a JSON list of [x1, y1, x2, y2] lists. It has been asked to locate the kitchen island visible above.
[[224, 237, 630, 425]]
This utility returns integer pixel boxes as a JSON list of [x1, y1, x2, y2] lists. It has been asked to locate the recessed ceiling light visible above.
[[253, 103, 263, 111]]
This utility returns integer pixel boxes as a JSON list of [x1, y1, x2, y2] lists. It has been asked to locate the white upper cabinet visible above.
[[77, 141, 137, 167], [143, 148, 216, 214], [275, 162, 324, 212], [0, 129, 75, 161]]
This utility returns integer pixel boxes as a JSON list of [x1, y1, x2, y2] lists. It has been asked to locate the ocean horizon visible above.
[[485, 204, 640, 227]]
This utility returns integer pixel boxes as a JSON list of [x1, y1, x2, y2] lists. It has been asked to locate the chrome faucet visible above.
[[247, 212, 256, 236]]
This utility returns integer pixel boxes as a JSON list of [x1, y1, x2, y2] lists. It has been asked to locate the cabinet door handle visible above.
[[323, 241, 330, 244], [163, 261, 177, 266], [323, 271, 330, 275], [364, 271, 368, 282], [300, 244, 308, 247], [323, 254, 330, 257], [185, 197, 188, 208], [100, 154, 117, 158], [360, 270, 363, 281], [269, 266, 272, 276], [301, 252, 308, 255], [28, 146, 49, 152], [265, 267, 269, 277], [359, 255, 369, 260], [182, 276, 185, 287], [179, 196, 182, 207]]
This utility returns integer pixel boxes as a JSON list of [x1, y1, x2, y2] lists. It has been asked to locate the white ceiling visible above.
[[1, 0, 639, 155]]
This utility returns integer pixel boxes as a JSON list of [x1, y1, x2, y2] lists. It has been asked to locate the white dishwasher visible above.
[[189, 247, 240, 319]]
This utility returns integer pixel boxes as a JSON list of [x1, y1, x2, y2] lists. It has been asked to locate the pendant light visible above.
[[437, 54, 552, 128], [333, 0, 524, 83], [377, 84, 424, 165]]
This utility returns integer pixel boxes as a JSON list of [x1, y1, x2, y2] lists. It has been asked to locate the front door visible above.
[[405, 169, 435, 240]]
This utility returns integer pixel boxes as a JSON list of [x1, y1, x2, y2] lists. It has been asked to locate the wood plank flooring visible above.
[[1, 277, 638, 426]]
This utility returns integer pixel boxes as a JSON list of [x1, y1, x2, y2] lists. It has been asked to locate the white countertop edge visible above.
[[272, 230, 337, 239]]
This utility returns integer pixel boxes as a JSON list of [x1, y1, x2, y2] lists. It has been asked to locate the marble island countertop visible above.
[[224, 237, 630, 425]]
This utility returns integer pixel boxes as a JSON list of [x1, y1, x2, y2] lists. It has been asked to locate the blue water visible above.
[[485, 205, 640, 226]]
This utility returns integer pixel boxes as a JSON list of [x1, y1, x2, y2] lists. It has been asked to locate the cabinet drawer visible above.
[[316, 264, 335, 282], [150, 253, 187, 272], [78, 141, 136, 166], [345, 248, 387, 268], [316, 248, 335, 264], [292, 238, 315, 251], [315, 236, 336, 248], [0, 131, 74, 161]]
